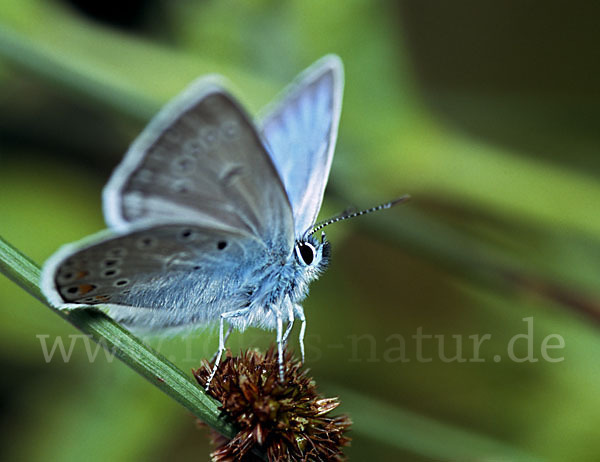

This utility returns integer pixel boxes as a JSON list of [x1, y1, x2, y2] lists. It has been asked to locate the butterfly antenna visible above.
[[307, 194, 411, 237]]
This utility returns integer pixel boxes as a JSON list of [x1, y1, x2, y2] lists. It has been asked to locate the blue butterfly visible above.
[[41, 55, 407, 386]]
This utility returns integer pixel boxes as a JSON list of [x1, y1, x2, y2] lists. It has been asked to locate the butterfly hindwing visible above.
[[260, 55, 344, 237], [42, 224, 264, 329]]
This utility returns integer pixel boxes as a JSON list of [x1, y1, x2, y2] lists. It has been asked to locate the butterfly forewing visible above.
[[260, 55, 343, 236], [104, 85, 294, 251], [50, 224, 262, 328]]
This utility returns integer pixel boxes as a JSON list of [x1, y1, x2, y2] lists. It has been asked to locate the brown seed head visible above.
[[193, 346, 352, 461]]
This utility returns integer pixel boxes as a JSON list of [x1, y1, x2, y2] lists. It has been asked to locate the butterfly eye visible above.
[[295, 242, 316, 266]]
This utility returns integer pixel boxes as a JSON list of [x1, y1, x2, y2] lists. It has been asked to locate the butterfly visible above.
[[41, 55, 408, 387]]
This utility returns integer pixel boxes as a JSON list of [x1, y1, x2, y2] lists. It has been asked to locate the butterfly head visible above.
[[295, 195, 411, 277], [294, 232, 331, 275]]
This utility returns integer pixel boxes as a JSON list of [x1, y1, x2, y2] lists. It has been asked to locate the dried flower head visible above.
[[193, 346, 351, 461]]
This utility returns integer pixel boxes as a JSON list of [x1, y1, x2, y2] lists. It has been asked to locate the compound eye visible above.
[[295, 241, 316, 266]]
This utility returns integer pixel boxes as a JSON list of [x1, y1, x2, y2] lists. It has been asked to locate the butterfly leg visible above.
[[275, 308, 285, 381], [293, 304, 306, 363], [282, 301, 295, 344], [210, 324, 233, 362], [206, 307, 251, 390]]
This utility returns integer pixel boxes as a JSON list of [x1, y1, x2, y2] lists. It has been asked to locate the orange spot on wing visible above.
[[78, 284, 95, 295], [75, 271, 89, 280]]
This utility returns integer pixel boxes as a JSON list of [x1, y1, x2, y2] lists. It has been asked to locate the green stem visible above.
[[0, 235, 236, 438]]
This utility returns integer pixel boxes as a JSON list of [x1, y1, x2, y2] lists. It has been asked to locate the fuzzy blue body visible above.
[[101, 233, 330, 333]]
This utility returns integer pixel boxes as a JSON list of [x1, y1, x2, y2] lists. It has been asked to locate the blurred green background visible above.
[[1, 1, 599, 460]]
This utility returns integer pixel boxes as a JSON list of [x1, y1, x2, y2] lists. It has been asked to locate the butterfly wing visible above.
[[43, 80, 296, 327], [103, 78, 294, 251], [41, 223, 265, 330], [259, 55, 344, 237]]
